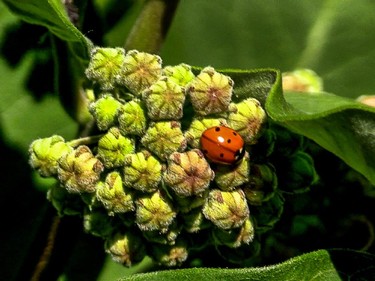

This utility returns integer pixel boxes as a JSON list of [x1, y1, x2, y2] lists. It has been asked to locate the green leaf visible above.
[[119, 249, 375, 281]]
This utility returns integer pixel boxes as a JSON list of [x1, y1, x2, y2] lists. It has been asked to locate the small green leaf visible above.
[[119, 249, 375, 281]]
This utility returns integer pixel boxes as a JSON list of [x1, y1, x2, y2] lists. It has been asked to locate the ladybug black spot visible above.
[[215, 127, 221, 132], [219, 153, 224, 158], [227, 139, 232, 143], [203, 149, 208, 154], [232, 131, 237, 136]]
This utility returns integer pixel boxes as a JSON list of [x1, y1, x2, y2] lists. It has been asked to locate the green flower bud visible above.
[[89, 94, 122, 131], [123, 151, 162, 193], [184, 118, 227, 148], [96, 171, 135, 215], [83, 208, 118, 238], [357, 95, 375, 108], [243, 163, 278, 206], [143, 222, 181, 245], [57, 145, 104, 193], [227, 98, 267, 144], [172, 190, 208, 213], [118, 50, 162, 95], [142, 77, 185, 120], [97, 127, 135, 169], [141, 121, 186, 160], [212, 217, 254, 248], [135, 190, 176, 232], [164, 149, 214, 197], [182, 208, 211, 233], [47, 184, 84, 216], [105, 231, 146, 267], [214, 152, 250, 191], [118, 99, 147, 136], [187, 67, 233, 116], [162, 63, 195, 87], [150, 240, 188, 267], [85, 47, 126, 91], [202, 189, 249, 230], [282, 68, 323, 93], [29, 135, 73, 177]]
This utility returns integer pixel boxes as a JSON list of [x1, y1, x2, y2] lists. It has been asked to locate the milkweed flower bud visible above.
[[150, 240, 188, 267], [187, 67, 233, 116], [118, 99, 147, 136], [123, 151, 162, 193], [29, 135, 73, 177], [57, 145, 104, 193], [143, 222, 181, 245], [85, 47, 126, 91], [282, 68, 323, 93], [105, 231, 146, 267], [47, 184, 84, 216], [141, 121, 186, 160], [172, 190, 208, 213], [164, 149, 214, 197], [83, 208, 118, 238], [182, 208, 211, 233], [214, 152, 250, 191], [97, 127, 135, 169], [162, 63, 195, 87], [212, 217, 254, 248], [118, 50, 162, 95], [227, 98, 267, 144], [96, 171, 135, 215], [143, 77, 185, 120], [184, 118, 227, 148], [89, 94, 122, 131], [203, 189, 249, 230], [135, 190, 176, 232]]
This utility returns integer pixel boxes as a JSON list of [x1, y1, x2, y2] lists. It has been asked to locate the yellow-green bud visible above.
[[243, 163, 277, 206], [227, 98, 267, 144], [142, 222, 181, 245], [96, 171, 135, 215], [135, 190, 176, 232], [164, 149, 214, 197], [85, 47, 126, 91], [89, 94, 122, 131], [118, 50, 162, 95], [142, 77, 185, 120], [97, 127, 135, 169], [83, 208, 117, 238], [162, 63, 195, 87], [141, 121, 186, 161], [150, 240, 188, 267], [105, 231, 146, 267], [29, 135, 73, 177], [172, 190, 208, 213], [202, 189, 249, 230], [57, 145, 104, 193], [282, 68, 323, 93], [182, 208, 211, 233], [214, 152, 250, 191], [184, 118, 227, 148], [118, 99, 147, 136], [187, 67, 233, 116], [123, 151, 162, 193], [357, 95, 375, 108], [47, 184, 84, 216], [212, 217, 254, 248]]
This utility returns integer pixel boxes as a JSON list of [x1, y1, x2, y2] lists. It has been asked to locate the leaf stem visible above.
[[67, 134, 104, 147]]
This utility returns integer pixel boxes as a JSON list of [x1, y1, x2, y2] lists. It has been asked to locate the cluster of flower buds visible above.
[[29, 47, 318, 267]]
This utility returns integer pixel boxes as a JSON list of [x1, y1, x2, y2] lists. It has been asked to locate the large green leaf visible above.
[[119, 249, 375, 281]]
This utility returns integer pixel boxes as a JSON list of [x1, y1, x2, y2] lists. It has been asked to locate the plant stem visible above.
[[125, 0, 181, 54]]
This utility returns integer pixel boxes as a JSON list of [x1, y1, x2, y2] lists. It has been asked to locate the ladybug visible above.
[[200, 126, 245, 165]]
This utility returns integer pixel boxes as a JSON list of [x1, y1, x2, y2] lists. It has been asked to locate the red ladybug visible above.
[[200, 126, 245, 165]]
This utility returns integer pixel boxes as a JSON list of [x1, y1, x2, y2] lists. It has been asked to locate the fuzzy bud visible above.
[[135, 190, 176, 232], [141, 121, 187, 160], [96, 171, 134, 215], [182, 208, 211, 233], [143, 222, 181, 245], [29, 135, 73, 177], [150, 240, 188, 267], [162, 63, 195, 87], [83, 208, 118, 238], [118, 99, 147, 136], [118, 50, 162, 95], [227, 98, 267, 144], [164, 149, 214, 197], [282, 69, 323, 92], [187, 67, 233, 116], [105, 231, 146, 267], [47, 184, 84, 216], [85, 47, 126, 91], [202, 189, 249, 230], [89, 94, 122, 131], [97, 127, 135, 169], [142, 77, 185, 120], [184, 118, 227, 148], [57, 145, 104, 193], [123, 151, 162, 193]]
